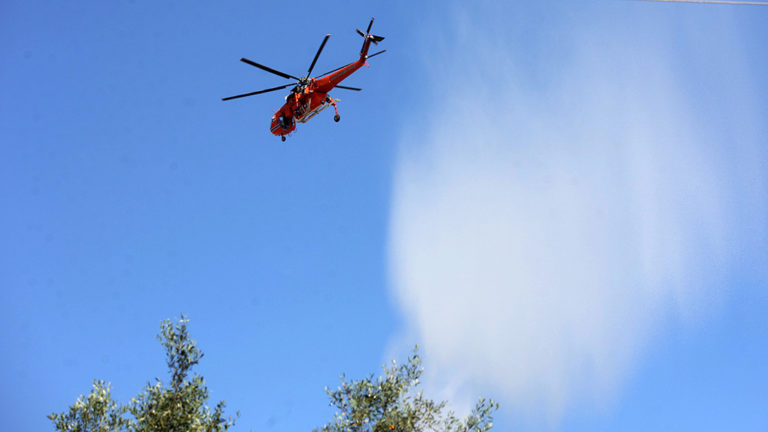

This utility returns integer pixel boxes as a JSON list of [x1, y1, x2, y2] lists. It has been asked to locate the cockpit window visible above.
[[278, 115, 292, 130]]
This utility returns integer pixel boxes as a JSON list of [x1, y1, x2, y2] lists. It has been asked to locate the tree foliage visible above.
[[50, 318, 498, 432], [315, 349, 498, 432], [48, 381, 130, 432], [48, 315, 237, 432]]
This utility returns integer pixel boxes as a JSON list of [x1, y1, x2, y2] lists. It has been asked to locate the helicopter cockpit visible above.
[[278, 115, 293, 130]]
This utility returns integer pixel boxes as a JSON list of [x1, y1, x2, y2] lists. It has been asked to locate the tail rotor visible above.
[[356, 18, 385, 55]]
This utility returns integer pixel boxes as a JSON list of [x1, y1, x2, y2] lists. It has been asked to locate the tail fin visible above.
[[356, 18, 385, 57]]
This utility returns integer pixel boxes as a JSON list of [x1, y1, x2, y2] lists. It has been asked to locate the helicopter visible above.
[[222, 18, 385, 141]]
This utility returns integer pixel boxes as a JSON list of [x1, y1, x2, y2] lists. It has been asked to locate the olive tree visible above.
[[127, 316, 237, 432], [48, 380, 130, 432], [48, 315, 237, 432], [315, 349, 498, 432], [50, 318, 498, 432]]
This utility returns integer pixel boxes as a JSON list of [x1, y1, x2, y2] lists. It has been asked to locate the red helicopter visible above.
[[222, 18, 385, 141]]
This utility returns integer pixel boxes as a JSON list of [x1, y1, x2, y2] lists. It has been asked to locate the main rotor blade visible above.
[[335, 85, 361, 91], [366, 18, 374, 34], [221, 83, 295, 101], [366, 49, 386, 59], [307, 34, 330, 77], [240, 58, 299, 80], [317, 50, 384, 79], [317, 61, 354, 78]]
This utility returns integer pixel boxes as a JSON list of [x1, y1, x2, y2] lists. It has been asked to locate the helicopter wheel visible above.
[[281, 135, 286, 142], [334, 114, 340, 122]]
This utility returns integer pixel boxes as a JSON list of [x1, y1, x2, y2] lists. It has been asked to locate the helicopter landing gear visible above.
[[281, 135, 286, 142], [334, 114, 340, 122]]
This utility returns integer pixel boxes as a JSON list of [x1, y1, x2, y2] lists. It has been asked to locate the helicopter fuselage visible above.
[[270, 40, 372, 137]]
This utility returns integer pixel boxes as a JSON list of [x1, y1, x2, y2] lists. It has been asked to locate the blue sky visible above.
[[1, 1, 767, 431]]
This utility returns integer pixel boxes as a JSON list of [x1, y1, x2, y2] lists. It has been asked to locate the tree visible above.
[[48, 381, 130, 432], [50, 318, 498, 432], [315, 349, 498, 432], [48, 315, 238, 432]]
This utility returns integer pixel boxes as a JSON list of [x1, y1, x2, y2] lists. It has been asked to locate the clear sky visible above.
[[1, 1, 767, 431]]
